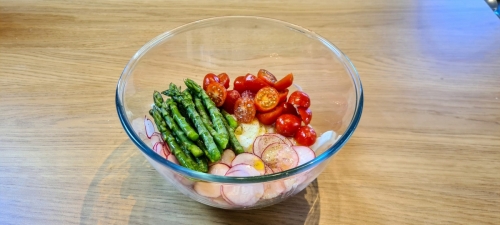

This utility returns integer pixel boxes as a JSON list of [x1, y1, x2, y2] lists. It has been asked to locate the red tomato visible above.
[[274, 73, 293, 91], [245, 74, 269, 93], [282, 102, 299, 117], [288, 91, 311, 108], [294, 126, 317, 146], [278, 89, 289, 104], [234, 97, 256, 123], [218, 73, 230, 89], [222, 90, 241, 114], [297, 107, 312, 125], [203, 73, 220, 91], [254, 86, 279, 112], [233, 76, 246, 93], [206, 82, 227, 107], [257, 69, 277, 86], [275, 114, 301, 137], [256, 104, 284, 125], [241, 90, 255, 99]]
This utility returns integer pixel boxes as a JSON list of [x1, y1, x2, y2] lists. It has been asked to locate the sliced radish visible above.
[[310, 130, 336, 152], [212, 196, 233, 207], [267, 133, 293, 146], [292, 146, 316, 166], [153, 142, 167, 159], [222, 167, 264, 206], [144, 116, 155, 138], [253, 135, 283, 157], [231, 153, 266, 175], [194, 163, 230, 198], [221, 149, 236, 165], [264, 165, 274, 175], [150, 132, 163, 146], [167, 154, 179, 165], [163, 143, 171, 156], [262, 180, 286, 200], [132, 117, 147, 136], [261, 143, 299, 172]]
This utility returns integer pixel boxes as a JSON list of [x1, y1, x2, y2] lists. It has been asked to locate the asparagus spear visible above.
[[184, 79, 229, 146], [157, 104, 204, 158], [148, 108, 199, 171], [163, 84, 221, 162], [221, 114, 245, 154], [193, 95, 227, 151], [164, 98, 199, 142], [221, 109, 238, 129], [153, 90, 164, 108]]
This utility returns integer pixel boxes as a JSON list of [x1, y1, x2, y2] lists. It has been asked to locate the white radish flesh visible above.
[[150, 132, 163, 146], [221, 168, 264, 206], [261, 143, 299, 172], [167, 154, 179, 165], [153, 142, 167, 159], [231, 153, 266, 175], [144, 116, 155, 138], [292, 146, 316, 166], [194, 163, 230, 198], [253, 135, 283, 157], [268, 133, 293, 146], [221, 149, 236, 165], [262, 180, 286, 200], [132, 117, 147, 136]]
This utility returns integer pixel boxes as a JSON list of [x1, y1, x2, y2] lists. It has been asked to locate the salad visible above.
[[134, 69, 331, 206]]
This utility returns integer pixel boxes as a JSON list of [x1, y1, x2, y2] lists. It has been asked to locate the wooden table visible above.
[[1, 1, 499, 224]]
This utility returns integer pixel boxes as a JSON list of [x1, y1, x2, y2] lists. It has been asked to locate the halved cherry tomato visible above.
[[294, 126, 317, 146], [275, 114, 301, 137], [203, 73, 220, 91], [218, 73, 230, 89], [288, 90, 311, 108], [233, 76, 246, 93], [254, 86, 279, 112], [278, 89, 289, 104], [274, 73, 293, 91], [282, 102, 299, 117], [206, 82, 227, 107], [222, 90, 241, 114], [245, 74, 269, 93], [234, 97, 256, 123], [297, 107, 312, 125], [257, 69, 277, 86], [256, 104, 284, 125]]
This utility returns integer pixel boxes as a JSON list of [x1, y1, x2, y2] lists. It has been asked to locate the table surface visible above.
[[1, 1, 499, 224]]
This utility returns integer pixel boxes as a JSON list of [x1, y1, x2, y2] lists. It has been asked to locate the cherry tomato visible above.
[[256, 104, 284, 125], [234, 97, 256, 123], [288, 91, 311, 108], [278, 89, 289, 104], [254, 86, 279, 112], [282, 102, 299, 117], [206, 82, 227, 107], [233, 76, 246, 93], [241, 90, 255, 99], [257, 69, 277, 86], [218, 73, 230, 89], [203, 73, 220, 91], [275, 114, 301, 137], [297, 107, 312, 125], [222, 90, 241, 114], [274, 73, 293, 91], [245, 74, 269, 93], [294, 126, 317, 146]]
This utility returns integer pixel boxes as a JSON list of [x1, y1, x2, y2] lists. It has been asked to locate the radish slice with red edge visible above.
[[150, 132, 163, 146], [264, 165, 274, 175], [153, 142, 167, 159], [292, 146, 316, 166], [167, 154, 179, 165], [222, 166, 264, 206], [261, 143, 299, 172], [221, 149, 236, 165], [267, 133, 293, 146], [132, 117, 147, 136], [253, 134, 283, 157], [163, 143, 171, 156], [262, 180, 286, 199], [231, 153, 266, 175], [194, 163, 230, 198], [144, 116, 155, 138], [226, 164, 261, 177]]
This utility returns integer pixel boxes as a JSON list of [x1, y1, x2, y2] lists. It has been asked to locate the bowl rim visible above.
[[116, 16, 363, 183]]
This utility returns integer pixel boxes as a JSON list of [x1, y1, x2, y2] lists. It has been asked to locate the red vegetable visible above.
[[288, 91, 310, 108], [218, 73, 230, 89], [257, 69, 277, 86], [245, 74, 269, 93], [222, 90, 241, 114], [297, 107, 312, 125], [203, 73, 220, 91], [254, 86, 279, 112], [274, 73, 293, 91], [233, 75, 246, 93], [234, 97, 256, 123], [206, 82, 227, 107], [294, 126, 317, 146], [275, 114, 301, 137], [255, 103, 284, 125]]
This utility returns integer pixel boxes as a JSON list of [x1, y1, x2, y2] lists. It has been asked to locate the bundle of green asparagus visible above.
[[149, 79, 243, 172]]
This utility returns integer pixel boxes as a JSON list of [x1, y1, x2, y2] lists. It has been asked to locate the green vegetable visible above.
[[164, 98, 199, 142], [163, 84, 221, 162], [221, 109, 238, 129], [148, 108, 198, 171], [185, 79, 229, 144], [221, 115, 245, 154], [193, 95, 227, 151], [158, 104, 204, 158]]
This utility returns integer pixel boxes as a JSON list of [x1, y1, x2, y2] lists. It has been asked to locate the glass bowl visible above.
[[116, 16, 363, 210]]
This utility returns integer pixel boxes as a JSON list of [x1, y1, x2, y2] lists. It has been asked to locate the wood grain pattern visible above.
[[1, 1, 499, 224]]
